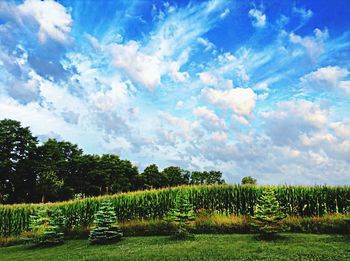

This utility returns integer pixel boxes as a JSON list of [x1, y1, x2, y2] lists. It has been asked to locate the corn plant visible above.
[[1, 184, 349, 236]]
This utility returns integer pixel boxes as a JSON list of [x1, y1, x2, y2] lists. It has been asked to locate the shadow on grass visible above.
[[252, 233, 290, 242], [25, 241, 65, 250]]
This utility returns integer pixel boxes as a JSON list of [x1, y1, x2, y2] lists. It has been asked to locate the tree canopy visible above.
[[0, 119, 226, 204]]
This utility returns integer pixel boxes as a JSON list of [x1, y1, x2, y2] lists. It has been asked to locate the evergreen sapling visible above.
[[250, 188, 288, 239], [29, 208, 65, 246], [89, 200, 123, 244], [166, 192, 195, 239]]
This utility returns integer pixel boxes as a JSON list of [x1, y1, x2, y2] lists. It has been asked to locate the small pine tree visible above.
[[89, 200, 123, 244], [166, 192, 195, 239], [29, 208, 65, 246], [250, 188, 288, 239]]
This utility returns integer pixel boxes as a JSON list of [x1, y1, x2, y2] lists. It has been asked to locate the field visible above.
[[1, 234, 349, 261], [1, 184, 349, 260], [2, 184, 350, 236]]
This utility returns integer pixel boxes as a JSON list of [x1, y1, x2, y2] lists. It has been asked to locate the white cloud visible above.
[[169, 61, 189, 82], [330, 119, 350, 138], [220, 8, 230, 19], [232, 115, 249, 125], [263, 100, 328, 128], [201, 87, 257, 116], [109, 41, 162, 90], [159, 112, 199, 141], [91, 83, 130, 111], [300, 132, 336, 146], [18, 0, 72, 44], [292, 6, 313, 21], [193, 106, 226, 129], [197, 37, 216, 51], [289, 28, 328, 61], [261, 99, 329, 147], [210, 131, 228, 142], [255, 82, 269, 91], [198, 71, 219, 86], [339, 81, 350, 95], [248, 9, 266, 28], [175, 100, 185, 109], [300, 66, 350, 95], [277, 146, 301, 158]]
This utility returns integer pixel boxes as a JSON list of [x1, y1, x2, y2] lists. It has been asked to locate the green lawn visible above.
[[1, 234, 349, 261]]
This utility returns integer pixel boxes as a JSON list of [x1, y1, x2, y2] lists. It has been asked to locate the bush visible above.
[[0, 236, 24, 247], [89, 201, 123, 244], [121, 219, 175, 236], [28, 208, 65, 246], [193, 213, 249, 234], [250, 188, 288, 239], [166, 192, 195, 239], [284, 214, 349, 234]]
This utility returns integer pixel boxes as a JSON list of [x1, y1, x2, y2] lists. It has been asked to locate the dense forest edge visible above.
[[0, 119, 224, 204]]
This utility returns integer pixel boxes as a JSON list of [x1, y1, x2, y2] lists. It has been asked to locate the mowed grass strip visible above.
[[1, 234, 350, 261]]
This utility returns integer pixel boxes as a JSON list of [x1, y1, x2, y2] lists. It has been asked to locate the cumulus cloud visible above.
[[91, 82, 131, 111], [261, 99, 329, 146], [18, 0, 72, 44], [109, 41, 162, 90], [292, 6, 313, 21], [159, 112, 200, 141], [201, 87, 257, 117], [300, 66, 350, 95], [210, 131, 228, 142], [289, 28, 328, 61], [248, 8, 266, 28], [330, 119, 350, 138], [193, 106, 226, 130], [198, 71, 219, 86]]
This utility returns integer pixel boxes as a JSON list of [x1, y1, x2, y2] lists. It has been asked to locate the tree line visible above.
[[0, 119, 225, 204]]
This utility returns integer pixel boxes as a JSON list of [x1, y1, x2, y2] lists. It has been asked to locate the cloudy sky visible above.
[[0, 0, 350, 185]]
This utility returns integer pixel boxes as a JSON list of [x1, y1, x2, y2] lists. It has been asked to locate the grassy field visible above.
[[1, 234, 349, 260]]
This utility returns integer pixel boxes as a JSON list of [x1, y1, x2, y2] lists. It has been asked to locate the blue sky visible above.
[[0, 0, 350, 184]]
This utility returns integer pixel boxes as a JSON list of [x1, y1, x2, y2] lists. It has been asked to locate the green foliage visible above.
[[1, 119, 226, 205], [241, 176, 257, 185], [141, 164, 167, 189], [1, 184, 350, 237], [190, 171, 225, 185], [0, 119, 38, 203], [28, 208, 65, 246], [36, 170, 64, 203], [250, 188, 288, 239], [162, 166, 190, 187], [89, 201, 123, 244], [166, 192, 195, 239]]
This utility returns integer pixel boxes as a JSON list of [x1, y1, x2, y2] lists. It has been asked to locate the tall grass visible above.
[[1, 184, 349, 236]]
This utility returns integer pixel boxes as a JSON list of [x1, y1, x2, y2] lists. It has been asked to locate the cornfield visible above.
[[0, 184, 349, 236]]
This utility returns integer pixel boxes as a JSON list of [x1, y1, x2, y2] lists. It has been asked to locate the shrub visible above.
[[89, 201, 123, 244], [284, 214, 348, 234], [166, 192, 195, 239], [28, 208, 65, 246], [250, 188, 288, 239]]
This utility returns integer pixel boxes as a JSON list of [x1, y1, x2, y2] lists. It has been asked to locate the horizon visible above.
[[0, 0, 350, 185]]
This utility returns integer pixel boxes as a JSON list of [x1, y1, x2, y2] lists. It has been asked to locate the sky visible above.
[[0, 0, 350, 185]]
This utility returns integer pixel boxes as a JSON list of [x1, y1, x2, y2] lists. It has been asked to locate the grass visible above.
[[0, 234, 349, 260]]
